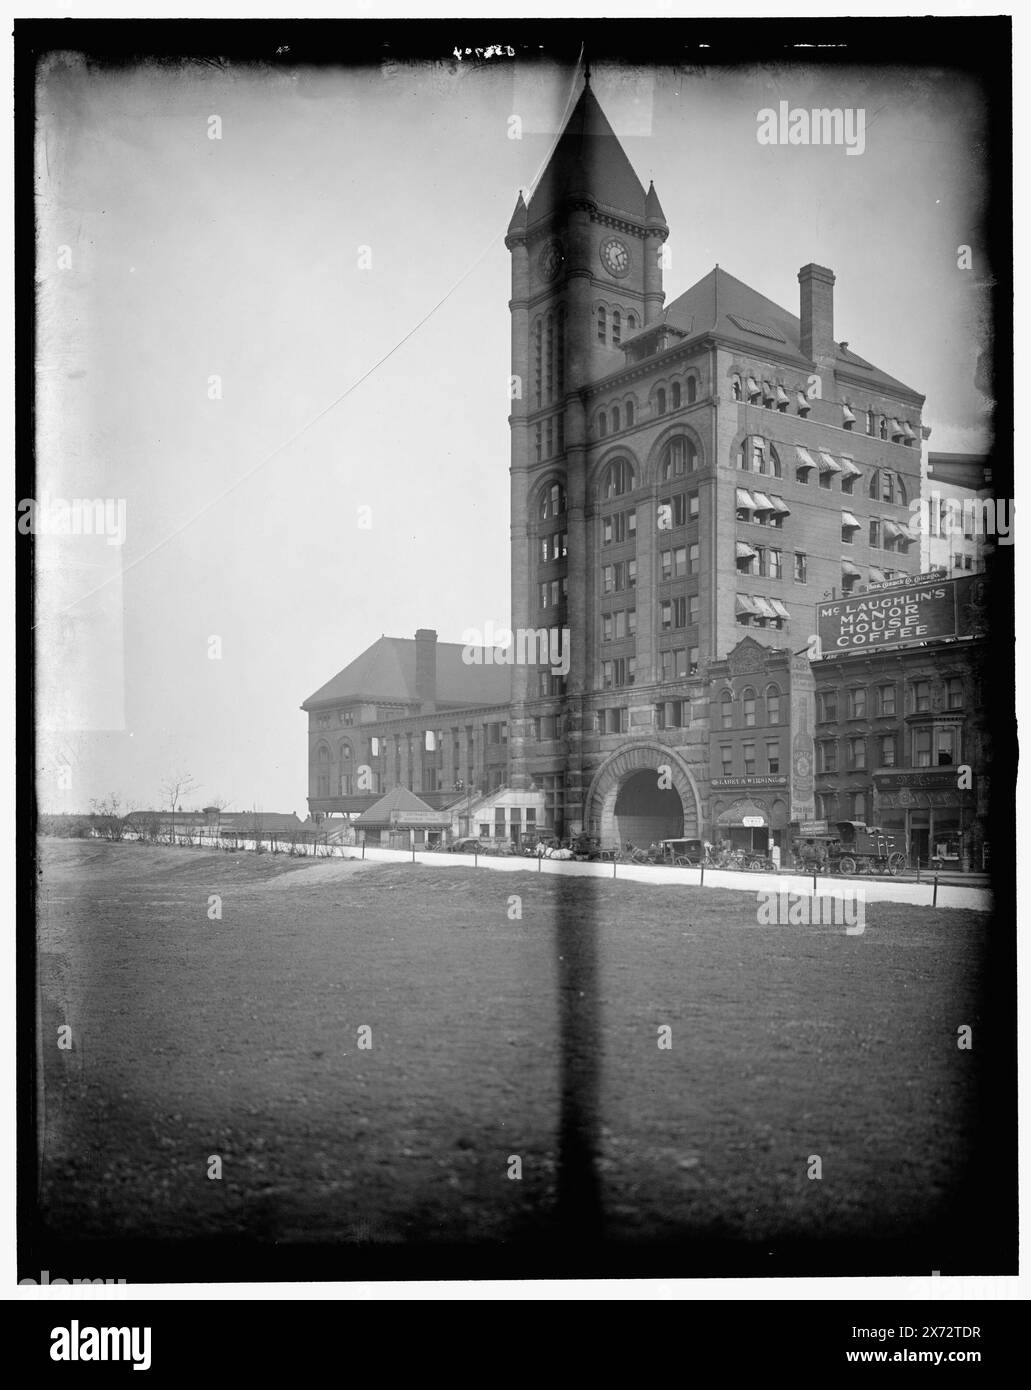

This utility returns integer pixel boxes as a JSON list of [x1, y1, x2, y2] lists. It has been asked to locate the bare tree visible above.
[[159, 769, 199, 845]]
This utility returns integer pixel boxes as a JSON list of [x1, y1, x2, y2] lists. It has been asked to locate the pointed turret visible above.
[[645, 179, 667, 230], [527, 83, 647, 226], [505, 190, 527, 246]]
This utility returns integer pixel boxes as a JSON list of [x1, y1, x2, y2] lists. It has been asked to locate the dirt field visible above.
[[29, 838, 1004, 1278]]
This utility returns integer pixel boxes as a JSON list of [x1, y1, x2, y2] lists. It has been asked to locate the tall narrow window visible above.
[[656, 387, 667, 415], [612, 309, 621, 345], [625, 400, 634, 426], [597, 307, 606, 343], [598, 411, 607, 438], [686, 377, 697, 404], [671, 381, 682, 409], [611, 405, 620, 432]]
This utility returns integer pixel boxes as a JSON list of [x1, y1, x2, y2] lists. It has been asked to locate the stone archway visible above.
[[585, 743, 702, 847]]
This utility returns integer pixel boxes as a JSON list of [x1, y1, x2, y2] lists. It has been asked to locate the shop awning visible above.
[[795, 446, 818, 470], [736, 594, 758, 615], [736, 488, 758, 510], [736, 541, 758, 559], [819, 451, 843, 474], [841, 511, 861, 529]]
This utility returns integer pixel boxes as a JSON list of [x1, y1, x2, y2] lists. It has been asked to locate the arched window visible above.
[[868, 469, 879, 500], [656, 387, 667, 415], [600, 458, 635, 498], [612, 309, 621, 345], [598, 411, 608, 438], [720, 690, 733, 730], [895, 474, 907, 505], [686, 377, 697, 404], [625, 400, 635, 426], [661, 436, 697, 480], [731, 375, 742, 401], [766, 685, 781, 725], [879, 416, 888, 439], [627, 311, 637, 332], [611, 405, 620, 432], [742, 688, 757, 728], [768, 444, 782, 478], [671, 381, 682, 410], [540, 481, 566, 519], [597, 307, 607, 343], [867, 409, 875, 435]]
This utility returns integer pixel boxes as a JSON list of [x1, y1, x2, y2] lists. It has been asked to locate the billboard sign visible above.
[[817, 574, 986, 653]]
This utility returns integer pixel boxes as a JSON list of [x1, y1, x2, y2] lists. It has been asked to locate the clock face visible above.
[[538, 239, 564, 282], [600, 236, 631, 277]]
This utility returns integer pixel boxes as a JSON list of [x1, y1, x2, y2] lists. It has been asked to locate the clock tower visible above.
[[505, 79, 668, 811]]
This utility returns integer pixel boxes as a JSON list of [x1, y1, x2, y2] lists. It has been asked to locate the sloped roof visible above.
[[303, 636, 511, 710], [354, 785, 445, 826], [528, 84, 647, 225], [622, 265, 920, 397]]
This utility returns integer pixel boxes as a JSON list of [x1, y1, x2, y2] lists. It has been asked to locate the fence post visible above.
[[813, 869, 818, 895], [700, 861, 705, 887], [362, 840, 365, 860], [932, 873, 939, 908], [613, 855, 617, 879]]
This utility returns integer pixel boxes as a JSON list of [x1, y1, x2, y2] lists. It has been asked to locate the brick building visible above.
[[303, 80, 934, 847]]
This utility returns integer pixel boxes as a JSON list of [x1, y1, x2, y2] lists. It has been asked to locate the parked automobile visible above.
[[448, 837, 483, 854]]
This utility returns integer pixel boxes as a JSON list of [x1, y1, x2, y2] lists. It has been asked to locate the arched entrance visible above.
[[613, 770, 684, 845], [585, 743, 702, 848]]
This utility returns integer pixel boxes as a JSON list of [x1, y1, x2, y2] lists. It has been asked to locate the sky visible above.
[[34, 51, 996, 815]]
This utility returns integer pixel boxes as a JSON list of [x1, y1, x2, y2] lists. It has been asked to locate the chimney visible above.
[[797, 263, 835, 363], [415, 628, 437, 713]]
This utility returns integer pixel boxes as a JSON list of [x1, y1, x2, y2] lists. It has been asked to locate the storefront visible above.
[[873, 769, 981, 870], [712, 792, 791, 855]]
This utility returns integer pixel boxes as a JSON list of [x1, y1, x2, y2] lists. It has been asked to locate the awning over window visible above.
[[751, 491, 775, 511], [838, 457, 863, 478], [796, 392, 810, 411], [884, 519, 912, 541], [903, 422, 916, 440], [736, 541, 757, 559], [736, 594, 758, 615], [736, 488, 758, 510], [717, 800, 767, 827], [841, 560, 862, 579], [841, 511, 861, 529], [752, 596, 778, 618], [795, 446, 818, 470], [769, 495, 791, 514], [890, 418, 903, 436], [776, 385, 790, 404], [868, 566, 888, 584], [746, 377, 761, 396], [842, 404, 857, 423], [819, 451, 842, 473], [769, 598, 791, 619], [761, 380, 775, 399]]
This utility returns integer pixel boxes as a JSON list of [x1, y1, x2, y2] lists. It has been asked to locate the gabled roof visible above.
[[354, 785, 445, 826], [527, 84, 647, 226], [302, 636, 511, 710], [622, 265, 921, 397]]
